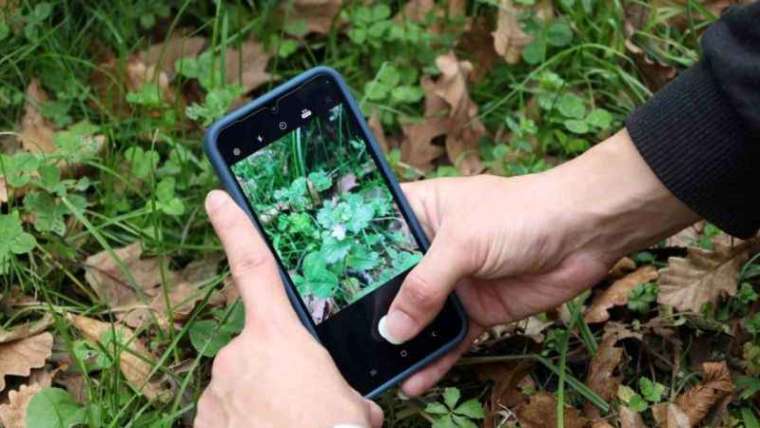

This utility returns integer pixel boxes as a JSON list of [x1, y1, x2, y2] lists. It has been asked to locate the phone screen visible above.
[[229, 102, 422, 325]]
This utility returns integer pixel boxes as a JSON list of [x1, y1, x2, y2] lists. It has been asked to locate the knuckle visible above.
[[230, 251, 270, 280], [211, 345, 237, 379], [402, 271, 442, 311]]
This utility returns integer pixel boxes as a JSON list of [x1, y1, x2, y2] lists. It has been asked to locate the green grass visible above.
[[1, 0, 757, 427]]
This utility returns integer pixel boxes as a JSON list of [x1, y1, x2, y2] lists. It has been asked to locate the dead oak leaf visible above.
[[368, 113, 390, 154], [399, 116, 447, 172], [68, 314, 170, 401], [619, 405, 647, 428], [515, 392, 588, 428], [281, 0, 342, 35], [476, 360, 534, 427], [651, 403, 691, 428], [224, 40, 272, 94], [0, 313, 53, 344], [492, 0, 533, 65], [585, 266, 658, 324], [140, 34, 206, 76], [84, 242, 162, 309], [674, 361, 733, 426], [19, 79, 56, 154], [0, 332, 53, 392], [657, 239, 759, 313], [426, 52, 486, 175], [0, 368, 55, 428]]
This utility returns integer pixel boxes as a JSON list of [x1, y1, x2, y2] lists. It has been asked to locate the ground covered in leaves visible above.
[[0, 1, 758, 427]]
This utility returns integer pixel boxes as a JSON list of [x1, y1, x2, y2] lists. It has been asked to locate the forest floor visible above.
[[0, 1, 758, 427]]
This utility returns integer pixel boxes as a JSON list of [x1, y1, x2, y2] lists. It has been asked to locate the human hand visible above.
[[194, 190, 383, 428], [379, 130, 699, 396]]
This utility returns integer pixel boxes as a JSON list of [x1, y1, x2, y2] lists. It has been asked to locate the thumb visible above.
[[205, 190, 294, 325], [378, 227, 469, 344]]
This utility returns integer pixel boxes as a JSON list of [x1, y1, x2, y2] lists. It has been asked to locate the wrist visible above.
[[546, 129, 700, 262]]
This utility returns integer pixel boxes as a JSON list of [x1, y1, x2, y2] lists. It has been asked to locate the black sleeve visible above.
[[625, 2, 760, 238]]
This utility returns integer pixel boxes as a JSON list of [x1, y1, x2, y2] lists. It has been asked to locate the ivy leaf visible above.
[[23, 192, 68, 235], [547, 20, 573, 47], [26, 387, 86, 428]]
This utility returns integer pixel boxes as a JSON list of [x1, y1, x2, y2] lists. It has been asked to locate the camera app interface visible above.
[[230, 103, 422, 325]]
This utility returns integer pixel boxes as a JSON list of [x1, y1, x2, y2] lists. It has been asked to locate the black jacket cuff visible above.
[[626, 61, 760, 238]]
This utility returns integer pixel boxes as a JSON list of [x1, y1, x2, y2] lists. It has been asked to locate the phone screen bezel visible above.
[[206, 67, 468, 397]]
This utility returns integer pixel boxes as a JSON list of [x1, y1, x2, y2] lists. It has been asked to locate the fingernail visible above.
[[378, 312, 412, 345], [205, 190, 227, 210]]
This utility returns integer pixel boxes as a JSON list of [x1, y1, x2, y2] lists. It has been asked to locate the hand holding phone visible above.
[[195, 190, 383, 428], [204, 67, 467, 397]]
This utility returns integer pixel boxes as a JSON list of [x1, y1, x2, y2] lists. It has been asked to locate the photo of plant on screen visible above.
[[231, 104, 421, 324]]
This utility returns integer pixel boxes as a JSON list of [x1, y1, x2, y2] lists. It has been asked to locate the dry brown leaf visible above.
[[84, 242, 162, 310], [224, 40, 271, 94], [458, 16, 498, 81], [477, 360, 533, 427], [0, 332, 53, 392], [368, 113, 390, 154], [584, 333, 624, 417], [400, 116, 447, 172], [411, 52, 485, 175], [591, 421, 614, 428], [399, 0, 436, 22], [619, 406, 647, 428], [492, 0, 533, 65], [69, 314, 170, 401], [19, 79, 56, 154], [585, 266, 658, 323], [0, 368, 55, 428], [140, 35, 206, 75], [609, 257, 637, 278], [281, 0, 342, 35], [521, 315, 553, 343], [651, 403, 690, 428], [657, 240, 758, 313], [674, 361, 733, 426], [515, 392, 588, 428], [0, 313, 53, 344]]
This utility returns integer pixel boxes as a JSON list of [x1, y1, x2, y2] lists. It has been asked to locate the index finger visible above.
[[205, 190, 295, 324]]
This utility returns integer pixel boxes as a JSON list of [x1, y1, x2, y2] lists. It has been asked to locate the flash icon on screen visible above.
[[301, 109, 312, 119]]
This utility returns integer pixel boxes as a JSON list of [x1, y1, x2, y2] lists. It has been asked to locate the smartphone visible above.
[[204, 66, 467, 397]]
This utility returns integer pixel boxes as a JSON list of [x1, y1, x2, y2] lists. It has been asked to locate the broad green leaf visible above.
[[639, 377, 666, 403], [432, 415, 457, 428], [189, 319, 233, 357], [425, 402, 449, 415], [564, 119, 589, 134], [522, 38, 546, 65], [586, 108, 613, 129], [0, 212, 37, 273], [443, 387, 461, 410], [557, 94, 586, 119], [26, 387, 86, 428], [124, 147, 160, 180], [547, 20, 573, 47], [390, 85, 424, 104], [452, 414, 480, 428], [454, 399, 485, 419]]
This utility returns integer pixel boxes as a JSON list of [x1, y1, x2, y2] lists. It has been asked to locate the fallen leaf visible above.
[[399, 0, 436, 22], [399, 116, 447, 172], [409, 52, 486, 175], [623, 4, 677, 91], [0, 313, 53, 344], [515, 391, 588, 428], [585, 266, 658, 323], [674, 361, 734, 426], [368, 113, 390, 153], [619, 405, 647, 428], [608, 257, 637, 278], [84, 242, 162, 309], [19, 79, 56, 154], [224, 40, 272, 94], [68, 314, 170, 401], [591, 421, 614, 428], [140, 34, 206, 75], [492, 0, 533, 65], [651, 403, 690, 428], [521, 315, 553, 343], [280, 0, 342, 35], [337, 173, 358, 194], [0, 382, 46, 428], [584, 333, 624, 416], [657, 239, 759, 313], [458, 16, 498, 81], [477, 360, 533, 426], [0, 332, 53, 392]]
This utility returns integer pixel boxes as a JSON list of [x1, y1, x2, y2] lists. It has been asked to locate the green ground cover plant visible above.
[[231, 104, 421, 322], [0, 0, 758, 427]]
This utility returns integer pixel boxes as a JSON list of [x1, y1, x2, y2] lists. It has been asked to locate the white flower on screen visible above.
[[331, 224, 346, 241]]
